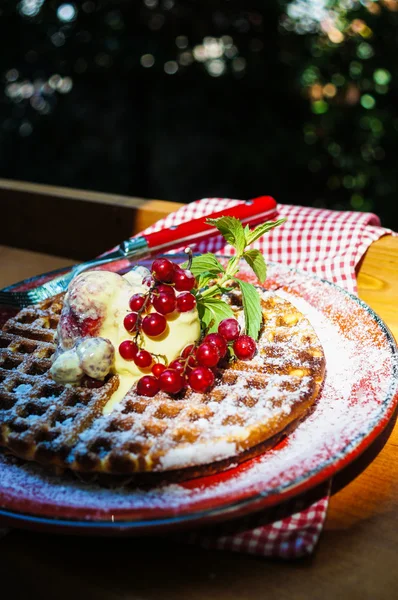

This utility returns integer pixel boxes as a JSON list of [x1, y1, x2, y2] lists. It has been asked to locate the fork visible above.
[[0, 196, 278, 307]]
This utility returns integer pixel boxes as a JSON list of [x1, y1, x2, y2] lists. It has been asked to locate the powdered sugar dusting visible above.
[[13, 383, 33, 399], [0, 264, 396, 522], [161, 440, 237, 470]]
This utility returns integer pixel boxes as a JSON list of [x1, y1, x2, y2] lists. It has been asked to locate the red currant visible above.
[[124, 312, 140, 333], [188, 355, 197, 369], [129, 294, 146, 312], [180, 345, 196, 370], [181, 344, 195, 358], [119, 340, 138, 360], [152, 292, 176, 315], [142, 313, 167, 337], [159, 369, 184, 394], [188, 366, 215, 393], [176, 292, 196, 313], [137, 375, 160, 397], [172, 267, 196, 292], [151, 258, 175, 283], [169, 359, 185, 375], [134, 349, 153, 368], [233, 335, 257, 360], [156, 284, 175, 298], [196, 342, 220, 368], [218, 318, 240, 342], [152, 363, 166, 377], [204, 333, 228, 358]]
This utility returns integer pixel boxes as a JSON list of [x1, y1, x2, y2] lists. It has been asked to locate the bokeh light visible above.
[[164, 60, 178, 74], [140, 54, 155, 68], [19, 0, 45, 18], [361, 94, 376, 109], [57, 4, 77, 23]]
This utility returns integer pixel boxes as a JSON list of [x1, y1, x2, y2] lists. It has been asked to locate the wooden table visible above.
[[1, 228, 397, 599]]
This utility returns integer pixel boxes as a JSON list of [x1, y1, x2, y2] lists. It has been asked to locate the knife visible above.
[[130, 195, 277, 254]]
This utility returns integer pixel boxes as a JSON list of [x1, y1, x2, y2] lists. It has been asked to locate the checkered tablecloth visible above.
[[142, 197, 393, 558]]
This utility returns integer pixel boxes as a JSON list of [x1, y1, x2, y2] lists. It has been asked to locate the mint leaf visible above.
[[243, 249, 267, 283], [197, 297, 234, 333], [206, 216, 246, 254], [245, 218, 286, 246], [233, 278, 262, 340], [182, 253, 225, 277]]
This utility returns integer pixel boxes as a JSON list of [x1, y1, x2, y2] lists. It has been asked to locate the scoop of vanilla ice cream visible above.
[[58, 270, 135, 350]]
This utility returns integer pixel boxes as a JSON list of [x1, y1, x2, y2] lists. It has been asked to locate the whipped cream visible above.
[[50, 267, 201, 412]]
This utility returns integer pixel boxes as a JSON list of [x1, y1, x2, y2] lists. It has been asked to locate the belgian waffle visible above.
[[0, 291, 325, 476]]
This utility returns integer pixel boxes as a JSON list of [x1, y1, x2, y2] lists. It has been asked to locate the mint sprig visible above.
[[183, 215, 286, 340]]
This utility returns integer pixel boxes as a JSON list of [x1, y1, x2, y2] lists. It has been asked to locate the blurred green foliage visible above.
[[0, 1, 396, 227]]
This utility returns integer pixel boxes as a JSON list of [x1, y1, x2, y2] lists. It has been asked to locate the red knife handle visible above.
[[143, 196, 277, 253]]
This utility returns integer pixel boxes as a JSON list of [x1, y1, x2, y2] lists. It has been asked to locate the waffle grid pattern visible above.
[[0, 297, 117, 467]]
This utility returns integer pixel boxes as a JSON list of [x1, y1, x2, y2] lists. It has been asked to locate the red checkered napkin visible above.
[[143, 198, 393, 559], [181, 482, 331, 559], [144, 199, 393, 295]]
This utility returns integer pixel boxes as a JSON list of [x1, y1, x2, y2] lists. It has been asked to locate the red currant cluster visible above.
[[118, 257, 197, 370], [118, 257, 257, 398], [137, 317, 256, 398]]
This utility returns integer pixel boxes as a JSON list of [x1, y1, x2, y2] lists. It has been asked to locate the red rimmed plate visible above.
[[0, 260, 397, 534]]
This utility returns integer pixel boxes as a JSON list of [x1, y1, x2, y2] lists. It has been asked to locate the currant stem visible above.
[[151, 352, 168, 364], [184, 247, 193, 270], [200, 257, 241, 299], [132, 284, 156, 346], [181, 343, 199, 375]]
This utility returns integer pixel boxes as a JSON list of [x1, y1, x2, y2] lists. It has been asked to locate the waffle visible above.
[[0, 291, 325, 476]]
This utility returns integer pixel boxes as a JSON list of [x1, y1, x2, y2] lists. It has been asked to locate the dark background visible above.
[[0, 0, 397, 228]]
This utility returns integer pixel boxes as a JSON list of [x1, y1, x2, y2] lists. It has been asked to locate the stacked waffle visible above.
[[0, 291, 325, 477]]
